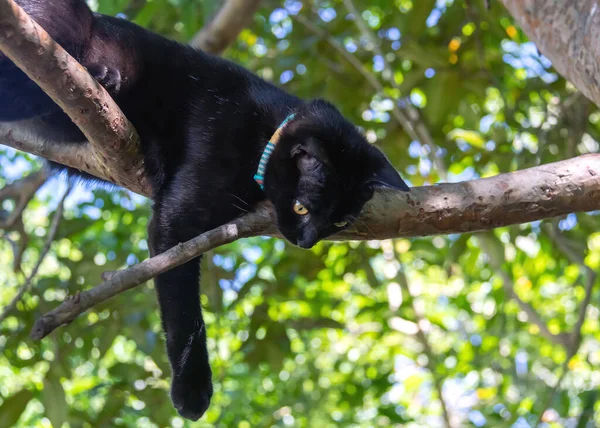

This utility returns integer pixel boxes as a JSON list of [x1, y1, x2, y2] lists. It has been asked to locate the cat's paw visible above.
[[86, 64, 122, 94], [171, 369, 213, 421]]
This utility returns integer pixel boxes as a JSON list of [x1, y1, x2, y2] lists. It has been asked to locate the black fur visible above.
[[0, 0, 409, 420]]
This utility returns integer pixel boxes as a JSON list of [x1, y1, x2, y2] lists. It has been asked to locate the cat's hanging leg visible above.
[[148, 205, 213, 421]]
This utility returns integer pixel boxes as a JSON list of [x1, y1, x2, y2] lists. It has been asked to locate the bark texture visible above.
[[501, 0, 600, 107], [0, 121, 108, 182], [335, 154, 600, 240]]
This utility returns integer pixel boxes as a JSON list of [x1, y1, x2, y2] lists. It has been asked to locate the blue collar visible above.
[[254, 114, 296, 189]]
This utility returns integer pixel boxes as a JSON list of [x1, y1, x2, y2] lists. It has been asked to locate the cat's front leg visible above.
[[148, 212, 213, 421]]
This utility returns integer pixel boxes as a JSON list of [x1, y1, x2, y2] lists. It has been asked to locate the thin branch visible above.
[[0, 168, 48, 229], [2, 221, 27, 272], [534, 224, 596, 424], [190, 0, 263, 54], [0, 184, 71, 323], [0, 0, 149, 195], [0, 168, 48, 272], [500, 269, 570, 347], [395, 266, 453, 428], [537, 346, 578, 426], [30, 202, 275, 339]]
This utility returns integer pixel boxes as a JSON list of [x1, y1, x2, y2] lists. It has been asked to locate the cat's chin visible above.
[[295, 236, 319, 249], [280, 234, 317, 249], [296, 241, 315, 249]]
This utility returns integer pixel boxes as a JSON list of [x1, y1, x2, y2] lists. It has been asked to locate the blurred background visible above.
[[1, 0, 599, 427]]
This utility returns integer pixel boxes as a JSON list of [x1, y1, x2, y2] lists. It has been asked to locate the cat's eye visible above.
[[334, 221, 348, 228], [293, 200, 309, 215]]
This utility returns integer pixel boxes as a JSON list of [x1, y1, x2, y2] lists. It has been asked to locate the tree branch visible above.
[[0, 121, 110, 184], [0, 168, 48, 272], [500, 0, 600, 108], [332, 154, 600, 241], [0, 0, 149, 195], [30, 203, 275, 339], [190, 0, 263, 54], [30, 154, 600, 339], [0, 168, 48, 229], [2, 0, 600, 341]]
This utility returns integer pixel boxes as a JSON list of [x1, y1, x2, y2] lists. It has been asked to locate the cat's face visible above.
[[264, 100, 409, 248]]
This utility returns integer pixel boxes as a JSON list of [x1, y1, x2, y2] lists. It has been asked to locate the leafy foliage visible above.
[[1, 0, 600, 427]]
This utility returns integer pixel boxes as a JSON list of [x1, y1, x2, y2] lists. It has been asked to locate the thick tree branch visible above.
[[500, 0, 600, 108], [0, 121, 110, 183], [0, 0, 265, 194], [332, 154, 600, 240], [0, 0, 149, 195], [190, 0, 263, 54]]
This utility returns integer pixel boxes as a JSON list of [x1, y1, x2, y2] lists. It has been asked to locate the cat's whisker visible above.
[[229, 193, 251, 208], [349, 214, 374, 238], [231, 203, 249, 213]]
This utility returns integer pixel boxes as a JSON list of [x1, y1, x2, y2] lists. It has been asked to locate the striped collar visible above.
[[254, 113, 296, 189]]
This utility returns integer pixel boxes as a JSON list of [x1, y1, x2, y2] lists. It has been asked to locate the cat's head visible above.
[[264, 100, 409, 248]]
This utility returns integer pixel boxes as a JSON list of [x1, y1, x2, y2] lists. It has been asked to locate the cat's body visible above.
[[0, 0, 408, 420]]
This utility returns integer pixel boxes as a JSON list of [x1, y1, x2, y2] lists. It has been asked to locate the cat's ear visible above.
[[366, 157, 410, 191], [291, 138, 331, 167]]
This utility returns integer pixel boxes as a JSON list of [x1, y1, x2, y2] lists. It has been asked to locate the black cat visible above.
[[0, 0, 409, 420]]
